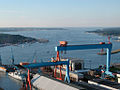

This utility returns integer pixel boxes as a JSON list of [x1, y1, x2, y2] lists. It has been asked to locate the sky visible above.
[[0, 0, 120, 27]]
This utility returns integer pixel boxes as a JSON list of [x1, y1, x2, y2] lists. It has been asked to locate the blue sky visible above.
[[0, 0, 120, 27]]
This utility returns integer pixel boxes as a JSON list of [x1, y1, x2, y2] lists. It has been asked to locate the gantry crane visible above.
[[23, 59, 70, 90], [55, 41, 113, 77]]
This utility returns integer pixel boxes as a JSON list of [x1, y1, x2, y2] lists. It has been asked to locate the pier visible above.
[[98, 49, 120, 55]]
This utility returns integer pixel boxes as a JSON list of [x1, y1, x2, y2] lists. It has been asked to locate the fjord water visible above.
[[0, 27, 120, 89]]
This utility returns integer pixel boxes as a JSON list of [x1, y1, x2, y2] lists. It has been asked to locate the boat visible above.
[[0, 66, 7, 72], [8, 70, 23, 80]]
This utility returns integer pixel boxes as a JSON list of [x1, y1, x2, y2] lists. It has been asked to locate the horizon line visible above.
[[0, 26, 120, 28]]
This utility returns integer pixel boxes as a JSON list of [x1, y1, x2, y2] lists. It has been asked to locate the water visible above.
[[0, 27, 120, 89], [0, 72, 22, 90]]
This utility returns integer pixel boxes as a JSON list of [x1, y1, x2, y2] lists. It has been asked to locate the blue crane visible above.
[[23, 59, 70, 90], [55, 42, 113, 77]]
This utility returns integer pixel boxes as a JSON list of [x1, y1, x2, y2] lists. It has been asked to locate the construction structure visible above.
[[19, 41, 115, 90], [23, 59, 70, 90], [55, 58, 84, 82], [55, 41, 113, 77]]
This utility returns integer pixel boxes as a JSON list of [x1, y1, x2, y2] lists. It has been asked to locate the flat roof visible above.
[[31, 73, 85, 90]]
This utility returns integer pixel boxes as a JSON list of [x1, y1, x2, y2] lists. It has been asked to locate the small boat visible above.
[[8, 70, 23, 80], [0, 66, 7, 72]]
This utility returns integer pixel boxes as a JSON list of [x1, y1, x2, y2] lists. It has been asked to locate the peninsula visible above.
[[0, 33, 49, 47], [86, 27, 120, 55], [86, 27, 120, 36]]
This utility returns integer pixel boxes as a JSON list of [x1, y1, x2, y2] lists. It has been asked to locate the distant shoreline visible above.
[[0, 27, 67, 32], [86, 27, 120, 36], [0, 33, 49, 47]]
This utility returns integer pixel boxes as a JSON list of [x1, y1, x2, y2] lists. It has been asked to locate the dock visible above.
[[97, 49, 120, 55]]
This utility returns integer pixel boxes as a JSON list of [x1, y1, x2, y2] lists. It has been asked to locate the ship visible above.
[[8, 70, 23, 80]]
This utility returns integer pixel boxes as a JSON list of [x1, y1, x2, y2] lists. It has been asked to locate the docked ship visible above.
[[8, 70, 23, 80], [8, 63, 27, 81]]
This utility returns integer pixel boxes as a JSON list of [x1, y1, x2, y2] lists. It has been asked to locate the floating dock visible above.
[[97, 49, 120, 55]]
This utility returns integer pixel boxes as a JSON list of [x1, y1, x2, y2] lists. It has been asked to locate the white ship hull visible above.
[[8, 72, 22, 80]]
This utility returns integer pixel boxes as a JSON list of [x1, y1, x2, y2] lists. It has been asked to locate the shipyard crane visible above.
[[22, 41, 113, 90], [55, 41, 114, 77], [23, 59, 70, 90]]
